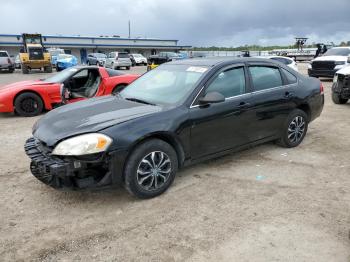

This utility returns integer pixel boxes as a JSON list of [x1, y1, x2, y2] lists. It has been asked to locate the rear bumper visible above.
[[308, 69, 337, 78], [24, 137, 126, 190], [115, 61, 132, 67]]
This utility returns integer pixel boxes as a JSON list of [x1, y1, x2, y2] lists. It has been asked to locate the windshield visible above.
[[324, 48, 350, 56], [120, 64, 208, 105], [49, 50, 64, 56], [94, 53, 106, 58], [44, 67, 78, 83], [57, 54, 71, 59], [132, 54, 142, 58], [118, 53, 129, 58]]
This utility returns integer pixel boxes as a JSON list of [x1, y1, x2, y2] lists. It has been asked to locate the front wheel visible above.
[[14, 92, 44, 117], [124, 139, 178, 199], [277, 109, 308, 148], [332, 92, 348, 104]]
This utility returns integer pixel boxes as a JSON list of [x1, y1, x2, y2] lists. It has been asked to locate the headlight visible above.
[[52, 133, 112, 156], [334, 61, 345, 65], [307, 63, 312, 69], [333, 74, 338, 83]]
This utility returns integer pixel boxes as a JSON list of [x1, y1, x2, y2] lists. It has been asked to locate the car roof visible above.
[[168, 57, 279, 67]]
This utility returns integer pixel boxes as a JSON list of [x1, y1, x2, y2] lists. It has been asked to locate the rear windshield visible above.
[[106, 68, 126, 76], [118, 53, 130, 58], [0, 52, 8, 57], [324, 48, 350, 56]]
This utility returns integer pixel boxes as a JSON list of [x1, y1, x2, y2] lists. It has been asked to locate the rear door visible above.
[[247, 63, 298, 141]]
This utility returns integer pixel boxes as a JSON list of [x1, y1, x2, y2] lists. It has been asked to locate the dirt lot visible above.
[[0, 64, 349, 261]]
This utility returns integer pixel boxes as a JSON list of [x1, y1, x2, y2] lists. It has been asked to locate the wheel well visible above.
[[297, 104, 311, 121], [13, 90, 45, 109], [125, 134, 186, 170]]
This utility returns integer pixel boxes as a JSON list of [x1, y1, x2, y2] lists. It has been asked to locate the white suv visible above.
[[308, 47, 350, 78], [105, 52, 132, 70]]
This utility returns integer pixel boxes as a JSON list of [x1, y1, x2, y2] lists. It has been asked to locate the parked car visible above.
[[265, 56, 298, 72], [0, 66, 138, 116], [0, 50, 15, 73], [14, 54, 21, 69], [24, 58, 324, 198], [87, 53, 107, 66], [147, 52, 182, 71], [332, 66, 350, 104], [308, 47, 350, 78], [56, 54, 78, 71], [130, 54, 147, 65], [105, 52, 132, 70], [47, 48, 65, 67]]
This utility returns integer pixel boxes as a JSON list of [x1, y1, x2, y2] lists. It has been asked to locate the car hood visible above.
[[33, 95, 162, 146], [336, 65, 350, 75], [312, 56, 348, 62], [0, 80, 49, 92]]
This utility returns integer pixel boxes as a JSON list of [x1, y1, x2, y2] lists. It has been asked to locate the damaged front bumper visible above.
[[24, 137, 126, 190]]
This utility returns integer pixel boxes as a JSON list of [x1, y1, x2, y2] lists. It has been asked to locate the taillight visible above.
[[320, 82, 324, 95]]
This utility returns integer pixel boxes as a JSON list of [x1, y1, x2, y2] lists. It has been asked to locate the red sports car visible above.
[[0, 66, 139, 116]]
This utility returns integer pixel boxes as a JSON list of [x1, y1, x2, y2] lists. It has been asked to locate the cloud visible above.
[[1, 0, 350, 46]]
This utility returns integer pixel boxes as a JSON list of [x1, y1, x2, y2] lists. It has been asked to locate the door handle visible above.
[[238, 102, 251, 109], [284, 92, 294, 99]]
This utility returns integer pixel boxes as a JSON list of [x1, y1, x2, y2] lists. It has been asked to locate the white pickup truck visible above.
[[0, 50, 15, 73]]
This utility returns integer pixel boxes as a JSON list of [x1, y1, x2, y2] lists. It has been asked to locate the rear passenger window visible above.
[[281, 68, 297, 84], [249, 66, 282, 91], [205, 67, 245, 98]]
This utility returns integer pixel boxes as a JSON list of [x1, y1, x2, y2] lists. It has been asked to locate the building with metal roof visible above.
[[0, 34, 191, 63]]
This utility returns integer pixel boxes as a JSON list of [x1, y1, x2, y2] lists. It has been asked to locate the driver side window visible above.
[[205, 67, 246, 98]]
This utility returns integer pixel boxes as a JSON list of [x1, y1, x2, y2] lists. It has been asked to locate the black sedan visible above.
[[25, 58, 324, 198]]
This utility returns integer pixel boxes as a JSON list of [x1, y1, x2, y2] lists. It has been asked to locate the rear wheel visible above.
[[44, 65, 52, 73], [277, 109, 308, 148], [126, 66, 130, 70], [124, 139, 178, 199], [22, 65, 29, 74], [14, 92, 44, 117], [332, 92, 348, 104], [8, 67, 14, 73]]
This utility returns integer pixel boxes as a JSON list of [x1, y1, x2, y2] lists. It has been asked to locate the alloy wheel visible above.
[[287, 116, 305, 143], [136, 151, 172, 191], [21, 98, 38, 113]]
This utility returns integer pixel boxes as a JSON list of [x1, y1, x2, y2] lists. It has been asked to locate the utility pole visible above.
[[128, 20, 131, 38]]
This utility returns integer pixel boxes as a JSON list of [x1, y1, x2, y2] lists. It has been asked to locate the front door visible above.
[[189, 65, 255, 159]]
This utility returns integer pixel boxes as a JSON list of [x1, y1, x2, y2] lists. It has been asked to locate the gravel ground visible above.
[[0, 64, 349, 262]]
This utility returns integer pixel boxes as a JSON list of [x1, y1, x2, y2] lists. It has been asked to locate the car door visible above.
[[189, 64, 255, 159], [106, 52, 113, 68], [247, 63, 298, 141]]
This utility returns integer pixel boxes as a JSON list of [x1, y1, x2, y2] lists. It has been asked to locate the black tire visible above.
[[87, 61, 91, 66], [112, 84, 127, 95], [44, 65, 52, 73], [332, 92, 348, 104], [8, 68, 14, 73], [277, 109, 308, 148], [56, 66, 61, 72], [22, 65, 29, 74], [14, 92, 44, 117], [126, 66, 130, 70], [124, 139, 178, 199]]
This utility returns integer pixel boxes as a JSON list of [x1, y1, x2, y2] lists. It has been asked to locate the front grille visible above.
[[28, 48, 44, 60], [312, 61, 335, 70]]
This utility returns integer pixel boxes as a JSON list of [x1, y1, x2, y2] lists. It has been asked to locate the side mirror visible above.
[[198, 92, 225, 105]]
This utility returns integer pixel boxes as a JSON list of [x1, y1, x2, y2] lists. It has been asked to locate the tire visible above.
[[112, 84, 127, 95], [8, 68, 14, 73], [14, 92, 44, 117], [22, 65, 29, 74], [124, 139, 178, 199], [126, 66, 130, 70], [332, 92, 348, 104], [277, 109, 308, 148], [56, 66, 61, 72], [44, 66, 52, 73]]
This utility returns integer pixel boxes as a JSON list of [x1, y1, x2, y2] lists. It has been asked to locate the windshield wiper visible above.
[[125, 97, 156, 106]]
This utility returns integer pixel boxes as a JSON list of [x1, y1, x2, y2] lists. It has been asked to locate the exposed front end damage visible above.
[[24, 137, 125, 190]]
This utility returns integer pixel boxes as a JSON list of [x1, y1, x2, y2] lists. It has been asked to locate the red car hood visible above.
[[0, 80, 52, 92]]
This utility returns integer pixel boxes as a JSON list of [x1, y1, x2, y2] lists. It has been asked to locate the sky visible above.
[[1, 0, 350, 47]]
